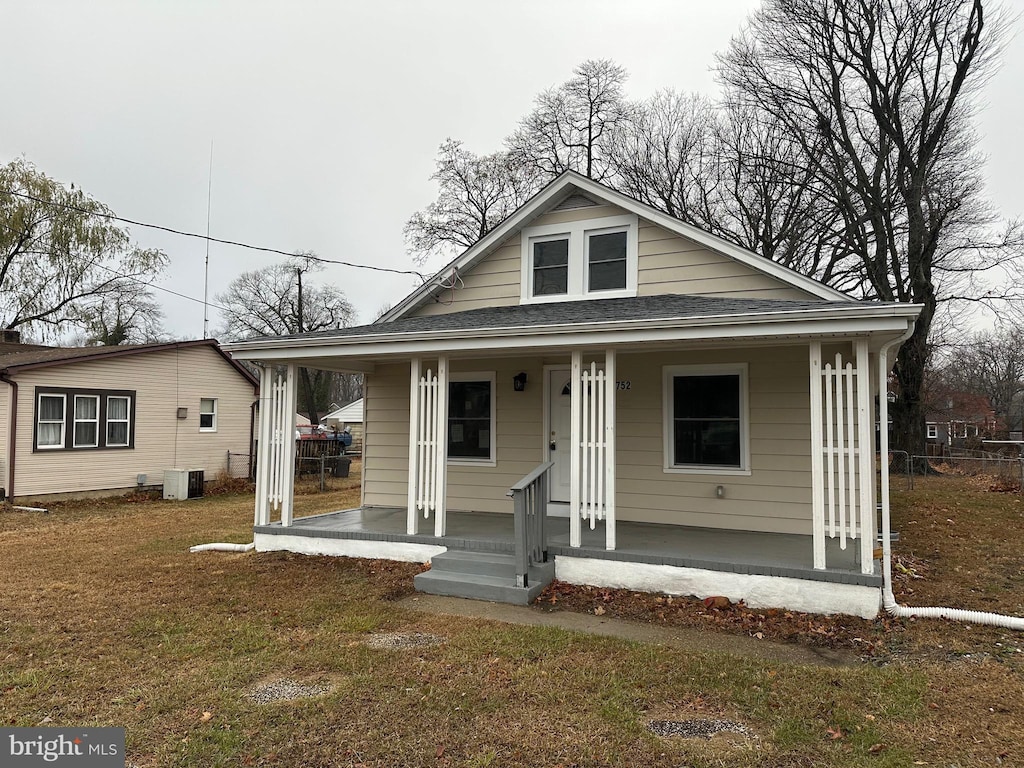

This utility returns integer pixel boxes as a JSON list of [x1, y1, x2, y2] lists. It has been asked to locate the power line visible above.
[[92, 262, 233, 313], [0, 187, 427, 280]]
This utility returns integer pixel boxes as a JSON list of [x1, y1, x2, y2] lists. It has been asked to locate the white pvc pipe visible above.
[[13, 505, 49, 513], [189, 542, 255, 553], [878, 331, 1024, 630]]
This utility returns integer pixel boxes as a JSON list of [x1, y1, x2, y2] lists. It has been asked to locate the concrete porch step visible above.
[[414, 550, 554, 605]]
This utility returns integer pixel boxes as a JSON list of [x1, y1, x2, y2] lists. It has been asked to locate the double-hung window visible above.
[[447, 373, 495, 465], [33, 387, 135, 451], [199, 398, 217, 432], [521, 214, 637, 303], [107, 396, 131, 447], [73, 395, 100, 448], [663, 364, 749, 474], [37, 394, 67, 449]]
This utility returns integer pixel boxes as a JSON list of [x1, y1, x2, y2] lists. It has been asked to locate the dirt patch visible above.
[[364, 631, 446, 650], [244, 678, 333, 704], [647, 718, 755, 739]]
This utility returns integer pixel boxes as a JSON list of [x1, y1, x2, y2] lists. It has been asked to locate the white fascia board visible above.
[[564, 174, 851, 303], [381, 176, 583, 322], [226, 305, 919, 362], [383, 172, 850, 322]]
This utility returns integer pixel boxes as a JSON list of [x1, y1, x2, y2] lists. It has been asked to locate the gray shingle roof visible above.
[[245, 293, 876, 343]]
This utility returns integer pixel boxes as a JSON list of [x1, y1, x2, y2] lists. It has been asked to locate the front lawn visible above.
[[0, 470, 1021, 767]]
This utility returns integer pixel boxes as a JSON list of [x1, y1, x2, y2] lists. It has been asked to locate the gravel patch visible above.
[[244, 678, 332, 704], [647, 719, 754, 740], [365, 631, 445, 649]]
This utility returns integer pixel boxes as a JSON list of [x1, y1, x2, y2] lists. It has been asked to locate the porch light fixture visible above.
[[716, 485, 725, 499], [513, 372, 528, 392]]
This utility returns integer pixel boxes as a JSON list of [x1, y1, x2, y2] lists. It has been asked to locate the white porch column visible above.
[[434, 355, 449, 537], [279, 364, 299, 527], [254, 363, 274, 527], [569, 351, 582, 548], [855, 340, 874, 574], [604, 349, 617, 551], [809, 342, 826, 569], [406, 357, 421, 535]]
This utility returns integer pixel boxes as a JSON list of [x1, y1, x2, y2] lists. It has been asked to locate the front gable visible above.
[[392, 172, 848, 322]]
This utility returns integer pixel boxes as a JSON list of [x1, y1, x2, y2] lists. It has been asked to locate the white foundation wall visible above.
[[556, 556, 881, 619]]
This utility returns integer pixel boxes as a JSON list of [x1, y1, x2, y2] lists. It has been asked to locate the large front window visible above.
[[663, 365, 749, 473], [448, 374, 495, 463]]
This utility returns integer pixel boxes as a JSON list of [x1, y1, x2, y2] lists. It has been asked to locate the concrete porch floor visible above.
[[255, 507, 880, 587]]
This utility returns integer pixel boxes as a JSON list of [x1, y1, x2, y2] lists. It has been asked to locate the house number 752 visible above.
[[615, 380, 631, 390]]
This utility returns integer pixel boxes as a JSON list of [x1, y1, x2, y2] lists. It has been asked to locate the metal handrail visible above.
[[507, 461, 553, 589]]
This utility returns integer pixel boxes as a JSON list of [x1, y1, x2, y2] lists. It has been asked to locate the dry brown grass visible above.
[[0, 467, 1021, 766]]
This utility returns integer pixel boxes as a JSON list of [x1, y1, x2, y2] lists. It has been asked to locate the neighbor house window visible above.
[[663, 364, 749, 474], [106, 396, 131, 447], [37, 394, 66, 449], [199, 398, 217, 432], [926, 423, 938, 440], [33, 387, 135, 452], [73, 395, 100, 448], [448, 373, 495, 464], [521, 214, 638, 303]]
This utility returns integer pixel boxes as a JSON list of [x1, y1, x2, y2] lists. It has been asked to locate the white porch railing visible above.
[[569, 351, 617, 550], [809, 341, 874, 573], [406, 356, 448, 536], [254, 364, 298, 527]]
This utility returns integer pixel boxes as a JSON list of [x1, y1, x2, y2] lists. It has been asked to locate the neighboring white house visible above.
[[225, 171, 921, 618], [0, 339, 258, 501], [320, 399, 364, 448]]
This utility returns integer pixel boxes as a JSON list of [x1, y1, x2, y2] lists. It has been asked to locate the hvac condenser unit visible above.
[[163, 468, 205, 500]]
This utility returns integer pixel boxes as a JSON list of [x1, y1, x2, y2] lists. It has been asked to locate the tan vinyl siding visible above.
[[615, 346, 812, 534], [11, 346, 256, 498], [411, 202, 819, 320], [362, 357, 547, 514], [360, 346, 816, 534], [637, 220, 819, 300]]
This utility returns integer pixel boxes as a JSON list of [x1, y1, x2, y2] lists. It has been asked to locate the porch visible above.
[[254, 505, 880, 587]]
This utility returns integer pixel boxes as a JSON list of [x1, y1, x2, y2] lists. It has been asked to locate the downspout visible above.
[[878, 327, 1024, 630], [1, 373, 17, 500]]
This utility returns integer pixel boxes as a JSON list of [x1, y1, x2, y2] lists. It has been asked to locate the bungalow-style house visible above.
[[0, 339, 258, 501], [225, 172, 921, 618]]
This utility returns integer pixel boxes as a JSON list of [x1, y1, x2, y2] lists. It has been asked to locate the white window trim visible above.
[[520, 214, 638, 304], [199, 398, 218, 432], [72, 394, 100, 448], [926, 423, 938, 439], [106, 395, 132, 447], [447, 371, 496, 467], [662, 363, 751, 476], [37, 393, 66, 450]]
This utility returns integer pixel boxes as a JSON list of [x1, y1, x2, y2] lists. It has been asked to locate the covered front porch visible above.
[[254, 504, 875, 587]]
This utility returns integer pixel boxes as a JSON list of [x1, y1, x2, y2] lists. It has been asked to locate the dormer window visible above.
[[521, 214, 638, 303]]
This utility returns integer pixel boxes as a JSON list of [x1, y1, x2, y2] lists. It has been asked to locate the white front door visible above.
[[548, 368, 572, 504]]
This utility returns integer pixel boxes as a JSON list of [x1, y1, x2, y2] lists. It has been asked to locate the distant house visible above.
[[0, 339, 258, 501], [320, 399, 364, 449], [923, 386, 1000, 454]]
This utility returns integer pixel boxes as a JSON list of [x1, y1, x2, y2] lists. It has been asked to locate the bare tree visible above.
[[0, 158, 167, 341], [717, 0, 1019, 461], [404, 140, 541, 266], [216, 254, 356, 423], [936, 327, 1024, 428], [508, 59, 632, 181], [77, 289, 166, 346]]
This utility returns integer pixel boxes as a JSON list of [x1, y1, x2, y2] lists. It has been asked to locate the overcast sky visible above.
[[2, 1, 1022, 340]]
